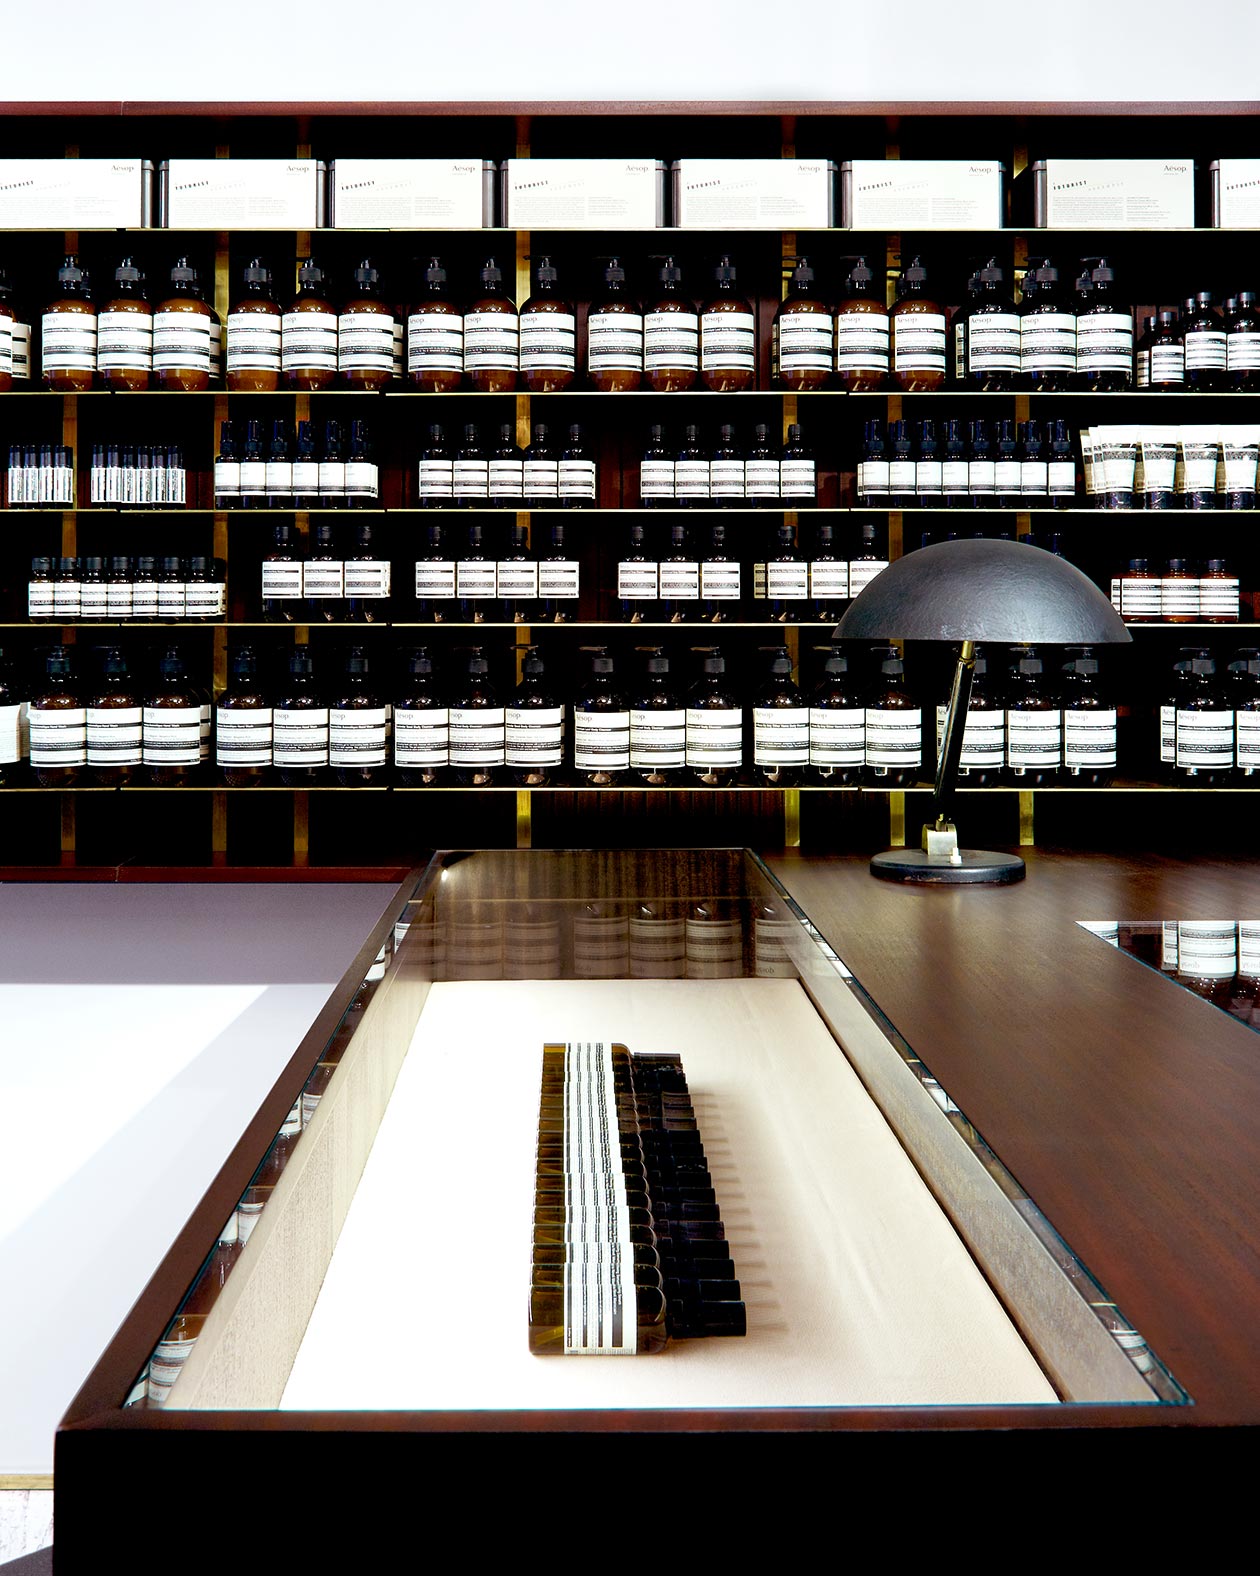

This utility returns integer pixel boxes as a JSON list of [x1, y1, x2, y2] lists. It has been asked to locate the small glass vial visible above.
[[890, 256, 945, 391], [1182, 292, 1227, 391], [1226, 291, 1260, 390], [520, 255, 576, 392], [53, 557, 81, 622], [28, 556, 54, 621], [79, 555, 108, 620], [154, 258, 213, 391], [407, 256, 463, 392], [282, 259, 338, 390], [338, 259, 395, 390], [1119, 557, 1161, 623], [98, 257, 151, 391], [464, 257, 518, 393], [1201, 559, 1240, 623], [226, 257, 281, 391], [587, 256, 642, 392], [644, 256, 698, 392], [700, 256, 755, 392], [773, 256, 831, 390], [42, 255, 96, 391]]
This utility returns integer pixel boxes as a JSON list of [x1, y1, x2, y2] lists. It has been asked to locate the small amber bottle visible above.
[[890, 256, 946, 392], [520, 256, 576, 392], [464, 257, 518, 393], [700, 255, 755, 392], [42, 255, 96, 392], [29, 646, 86, 787], [97, 257, 152, 392], [226, 258, 282, 392], [282, 259, 338, 390], [154, 258, 213, 391], [338, 259, 395, 391], [773, 257, 832, 391], [407, 256, 463, 392]]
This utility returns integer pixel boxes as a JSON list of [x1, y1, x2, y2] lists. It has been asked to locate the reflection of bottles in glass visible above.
[[890, 256, 945, 391], [1060, 646, 1116, 787], [865, 646, 921, 789], [644, 256, 698, 392], [507, 647, 563, 787], [752, 646, 807, 787], [216, 648, 271, 787], [587, 256, 642, 392], [1004, 646, 1061, 787], [629, 902, 686, 979], [833, 256, 889, 392], [98, 256, 151, 391], [1174, 650, 1232, 785], [147, 1219, 242, 1406], [571, 901, 629, 978], [686, 650, 742, 787], [226, 257, 281, 391], [464, 257, 518, 393], [573, 648, 630, 787], [630, 649, 685, 787], [42, 254, 96, 391], [686, 900, 743, 979], [407, 256, 462, 392], [810, 645, 864, 787], [395, 648, 447, 787], [700, 255, 755, 392], [144, 647, 202, 786], [936, 646, 1003, 789], [520, 255, 575, 392], [283, 259, 337, 390], [1176, 920, 1237, 1008], [773, 256, 831, 390]]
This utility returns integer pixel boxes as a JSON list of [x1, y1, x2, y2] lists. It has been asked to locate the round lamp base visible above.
[[870, 849, 1026, 885]]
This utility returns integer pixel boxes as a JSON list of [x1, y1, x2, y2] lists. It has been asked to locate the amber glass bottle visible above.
[[407, 256, 463, 392], [700, 256, 755, 392], [773, 257, 831, 391], [890, 256, 946, 392], [833, 256, 889, 392], [226, 258, 281, 392], [154, 258, 213, 391], [42, 255, 96, 392], [464, 257, 518, 393], [282, 259, 338, 390], [587, 256, 643, 391], [338, 259, 395, 391], [98, 257, 152, 391], [0, 269, 15, 391], [520, 256, 576, 392], [644, 256, 699, 392]]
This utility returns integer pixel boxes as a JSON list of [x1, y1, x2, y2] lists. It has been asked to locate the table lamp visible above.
[[834, 538, 1131, 884]]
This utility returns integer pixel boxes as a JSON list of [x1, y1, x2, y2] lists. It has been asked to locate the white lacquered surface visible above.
[[282, 979, 1056, 1411]]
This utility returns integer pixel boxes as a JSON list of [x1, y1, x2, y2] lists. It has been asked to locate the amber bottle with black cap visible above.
[[42, 255, 96, 391], [98, 258, 152, 391], [407, 256, 463, 392], [644, 256, 699, 392], [154, 258, 213, 391], [834, 256, 888, 392], [889, 256, 945, 392], [338, 259, 395, 391], [773, 257, 831, 390], [587, 256, 642, 391], [283, 260, 338, 390], [226, 258, 281, 392], [520, 256, 575, 392], [464, 257, 518, 393], [700, 256, 755, 392]]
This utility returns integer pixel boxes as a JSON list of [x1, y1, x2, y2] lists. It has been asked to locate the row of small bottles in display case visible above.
[[1110, 559, 1241, 623], [29, 556, 226, 621], [636, 423, 816, 507], [5, 442, 74, 506], [213, 419, 380, 508], [856, 417, 1076, 506], [411, 422, 597, 508]]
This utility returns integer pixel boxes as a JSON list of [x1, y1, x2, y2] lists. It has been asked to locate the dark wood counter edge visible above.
[[766, 847, 1260, 1429], [56, 866, 419, 1432], [2, 100, 1259, 118]]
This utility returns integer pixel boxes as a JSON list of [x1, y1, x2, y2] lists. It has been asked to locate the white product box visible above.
[[1032, 159, 1195, 229], [502, 159, 665, 228], [329, 159, 496, 227], [841, 160, 1005, 229], [1210, 160, 1260, 227], [0, 159, 152, 228], [158, 160, 325, 229], [671, 159, 836, 228]]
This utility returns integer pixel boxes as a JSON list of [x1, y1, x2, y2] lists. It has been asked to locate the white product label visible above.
[[630, 707, 686, 770], [344, 460, 379, 500], [1161, 577, 1199, 617], [674, 459, 710, 500], [940, 458, 968, 495], [52, 582, 80, 618], [303, 561, 344, 597], [1121, 578, 1161, 617], [330, 706, 388, 767], [701, 310, 755, 370], [457, 559, 497, 600], [523, 459, 558, 500], [345, 559, 391, 598], [153, 311, 211, 372], [417, 458, 454, 500], [1228, 331, 1260, 371], [916, 459, 944, 494], [835, 311, 889, 372], [463, 310, 518, 371], [0, 318, 10, 376], [1048, 459, 1076, 497], [1077, 311, 1133, 373], [0, 701, 25, 765], [143, 705, 201, 766], [968, 312, 1021, 370], [453, 459, 488, 498], [157, 581, 185, 618], [1177, 921, 1237, 978], [1021, 312, 1076, 372], [995, 459, 1021, 494], [745, 459, 780, 497], [809, 706, 864, 767], [777, 311, 832, 371], [226, 311, 281, 371], [702, 560, 741, 600], [766, 561, 807, 600], [185, 582, 222, 617], [936, 706, 1005, 771], [216, 708, 272, 766], [273, 706, 329, 766], [659, 559, 699, 600], [489, 459, 523, 500], [892, 312, 946, 372], [619, 560, 658, 600], [239, 459, 267, 498], [262, 560, 303, 600], [1184, 329, 1227, 371], [415, 559, 457, 599], [520, 310, 575, 371], [686, 707, 742, 768], [1006, 709, 1062, 770], [506, 705, 563, 767], [1176, 709, 1233, 769], [291, 459, 319, 497], [1200, 576, 1240, 618], [450, 705, 505, 766], [28, 581, 54, 618], [809, 560, 849, 600], [264, 460, 291, 496], [710, 459, 744, 498], [41, 311, 96, 372], [969, 459, 996, 494], [80, 581, 108, 618], [97, 309, 152, 370], [316, 461, 344, 497], [395, 708, 449, 767], [1150, 344, 1184, 383], [558, 459, 596, 499], [754, 705, 809, 765], [131, 582, 157, 618], [540, 559, 580, 599], [29, 707, 86, 766], [1064, 709, 1117, 769], [587, 311, 643, 371], [1136, 348, 1150, 386], [1021, 460, 1048, 496], [497, 559, 539, 599], [1236, 711, 1260, 767], [282, 310, 338, 371], [640, 459, 674, 499], [574, 710, 630, 771], [1160, 703, 1176, 763], [865, 707, 922, 771], [849, 559, 888, 596], [338, 311, 395, 373], [644, 310, 699, 371], [407, 312, 463, 373], [890, 459, 917, 494], [781, 459, 816, 499]]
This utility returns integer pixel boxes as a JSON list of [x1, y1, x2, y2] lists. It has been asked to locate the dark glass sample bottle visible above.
[[414, 522, 457, 623], [497, 520, 538, 624], [507, 647, 564, 787], [1074, 257, 1132, 391], [809, 645, 865, 786], [80, 556, 108, 620], [318, 418, 347, 506], [407, 256, 462, 392], [1226, 291, 1260, 390], [266, 419, 293, 509], [416, 422, 453, 509], [940, 416, 968, 508], [305, 522, 345, 622], [700, 256, 755, 392], [559, 423, 596, 508], [644, 256, 699, 391], [968, 418, 995, 507], [1135, 313, 1154, 388], [273, 648, 328, 786], [994, 418, 1021, 508], [686, 650, 743, 787], [216, 648, 271, 787], [834, 255, 889, 392], [1004, 646, 1062, 787], [292, 420, 320, 509], [29, 646, 85, 786], [1182, 292, 1227, 391], [283, 258, 338, 390], [752, 647, 808, 787], [1148, 309, 1184, 391], [865, 645, 922, 788], [702, 521, 741, 621], [42, 254, 96, 391], [587, 256, 642, 391], [675, 424, 710, 507], [338, 258, 394, 391], [809, 521, 848, 622], [1061, 647, 1117, 787], [262, 522, 302, 622], [640, 424, 674, 507], [237, 419, 266, 509], [539, 521, 579, 622], [143, 647, 203, 786], [87, 648, 141, 785], [617, 522, 658, 623], [464, 257, 518, 393], [744, 423, 780, 506], [394, 648, 448, 787], [488, 423, 523, 510], [457, 522, 497, 623], [940, 646, 1003, 788], [454, 423, 489, 508], [961, 258, 1020, 390], [1019, 419, 1047, 503], [858, 418, 889, 506], [330, 648, 388, 786], [523, 422, 558, 506], [1047, 419, 1076, 507], [886, 420, 915, 508], [98, 256, 151, 391], [630, 650, 685, 786], [1230, 648, 1260, 779], [1174, 650, 1232, 785], [709, 424, 745, 507], [573, 648, 630, 786], [916, 418, 943, 507], [890, 256, 945, 391], [226, 257, 281, 391], [450, 650, 504, 786], [345, 521, 391, 622], [520, 255, 575, 392], [1019, 259, 1075, 391], [774, 256, 831, 390], [781, 424, 817, 508], [0, 272, 15, 392], [660, 521, 700, 623], [762, 522, 806, 623], [154, 257, 213, 390], [345, 420, 379, 508]]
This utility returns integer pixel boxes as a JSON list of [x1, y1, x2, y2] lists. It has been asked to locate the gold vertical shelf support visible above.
[[1019, 791, 1035, 847], [516, 790, 533, 849], [211, 792, 228, 864], [889, 791, 906, 848], [783, 789, 801, 849], [293, 791, 309, 867], [59, 795, 76, 866]]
